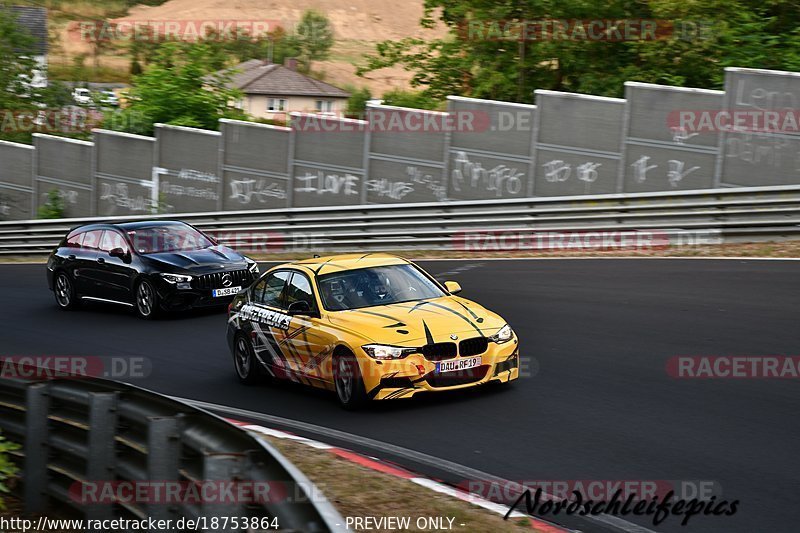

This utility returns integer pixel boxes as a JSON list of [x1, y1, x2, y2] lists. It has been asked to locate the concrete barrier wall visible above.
[[155, 124, 221, 213], [0, 141, 34, 220], [621, 82, 724, 193], [533, 90, 624, 196], [366, 104, 448, 203], [94, 129, 156, 216], [0, 66, 798, 220], [291, 113, 367, 207], [220, 119, 292, 210], [447, 96, 536, 200], [718, 68, 800, 187], [33, 134, 93, 218]]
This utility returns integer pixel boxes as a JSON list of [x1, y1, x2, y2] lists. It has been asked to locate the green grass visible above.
[[48, 63, 131, 83]]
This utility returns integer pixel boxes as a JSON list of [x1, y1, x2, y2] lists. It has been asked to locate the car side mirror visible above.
[[109, 247, 128, 259], [287, 300, 312, 316], [444, 280, 462, 294]]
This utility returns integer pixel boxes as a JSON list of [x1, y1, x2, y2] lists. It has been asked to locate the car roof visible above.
[[281, 253, 411, 276], [67, 220, 190, 235], [67, 222, 114, 234], [116, 220, 189, 230]]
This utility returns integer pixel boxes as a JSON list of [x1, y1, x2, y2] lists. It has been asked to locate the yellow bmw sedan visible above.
[[226, 253, 519, 408]]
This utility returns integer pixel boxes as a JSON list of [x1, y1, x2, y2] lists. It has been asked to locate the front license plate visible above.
[[212, 286, 241, 297], [436, 356, 482, 373]]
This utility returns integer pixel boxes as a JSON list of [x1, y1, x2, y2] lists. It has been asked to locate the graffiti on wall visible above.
[[100, 182, 156, 213], [451, 151, 524, 197], [229, 178, 288, 204], [295, 170, 360, 197]]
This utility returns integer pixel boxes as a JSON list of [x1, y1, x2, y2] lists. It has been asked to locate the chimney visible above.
[[284, 57, 298, 71]]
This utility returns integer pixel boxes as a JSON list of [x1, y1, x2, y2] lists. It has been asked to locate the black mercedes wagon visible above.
[[46, 220, 259, 318]]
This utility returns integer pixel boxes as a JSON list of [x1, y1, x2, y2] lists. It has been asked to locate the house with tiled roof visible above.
[[219, 58, 350, 120]]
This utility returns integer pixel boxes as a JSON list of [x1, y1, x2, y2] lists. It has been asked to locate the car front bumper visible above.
[[155, 281, 240, 311], [361, 337, 521, 400]]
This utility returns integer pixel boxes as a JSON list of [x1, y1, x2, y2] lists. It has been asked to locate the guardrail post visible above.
[[23, 383, 49, 514], [85, 392, 118, 521], [146, 416, 181, 528], [200, 454, 245, 521]]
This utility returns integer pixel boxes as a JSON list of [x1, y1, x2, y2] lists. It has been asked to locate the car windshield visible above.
[[126, 224, 214, 254], [317, 264, 445, 311]]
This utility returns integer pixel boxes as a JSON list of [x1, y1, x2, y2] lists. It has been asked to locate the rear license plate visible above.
[[436, 356, 482, 373], [212, 286, 241, 297]]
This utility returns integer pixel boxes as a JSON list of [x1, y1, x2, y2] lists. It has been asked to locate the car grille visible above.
[[421, 342, 457, 361], [459, 336, 488, 357], [427, 365, 489, 388], [191, 269, 251, 290]]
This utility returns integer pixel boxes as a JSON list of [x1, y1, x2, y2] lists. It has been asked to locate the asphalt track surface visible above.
[[1, 259, 798, 533]]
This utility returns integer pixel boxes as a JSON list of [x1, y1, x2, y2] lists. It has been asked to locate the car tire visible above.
[[53, 271, 80, 310], [233, 334, 264, 385], [333, 349, 367, 410], [135, 279, 160, 319]]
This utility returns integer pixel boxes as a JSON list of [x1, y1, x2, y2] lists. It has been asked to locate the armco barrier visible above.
[[0, 184, 798, 255], [0, 370, 345, 531]]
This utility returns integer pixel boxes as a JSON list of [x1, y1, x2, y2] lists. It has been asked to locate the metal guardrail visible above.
[[1, 185, 799, 254], [0, 371, 345, 532]]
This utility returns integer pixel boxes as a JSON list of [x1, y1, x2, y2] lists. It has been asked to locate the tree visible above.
[[37, 80, 73, 108], [0, 7, 37, 110], [287, 10, 334, 71], [359, 0, 800, 102], [112, 42, 246, 136]]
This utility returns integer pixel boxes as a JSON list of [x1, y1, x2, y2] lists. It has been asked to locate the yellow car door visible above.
[[281, 270, 338, 389]]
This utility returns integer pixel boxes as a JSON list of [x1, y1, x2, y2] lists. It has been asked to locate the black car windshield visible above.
[[317, 264, 445, 311], [126, 225, 214, 254]]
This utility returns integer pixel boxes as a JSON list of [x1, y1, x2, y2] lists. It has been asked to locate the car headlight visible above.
[[362, 344, 417, 360], [160, 273, 192, 288], [247, 260, 259, 275], [160, 273, 192, 283], [488, 324, 513, 344]]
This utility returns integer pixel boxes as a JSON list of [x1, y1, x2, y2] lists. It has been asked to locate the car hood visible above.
[[143, 246, 247, 273], [326, 295, 507, 346]]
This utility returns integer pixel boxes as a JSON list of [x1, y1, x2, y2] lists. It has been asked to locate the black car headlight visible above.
[[362, 344, 417, 360], [488, 324, 514, 344], [246, 260, 259, 275], [160, 273, 192, 289]]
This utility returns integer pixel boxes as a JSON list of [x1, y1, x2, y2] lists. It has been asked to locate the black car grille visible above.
[[459, 336, 488, 357], [420, 337, 488, 361], [191, 269, 252, 290], [421, 342, 457, 361], [427, 365, 489, 388]]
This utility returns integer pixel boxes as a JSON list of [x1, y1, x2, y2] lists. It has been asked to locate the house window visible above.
[[315, 100, 333, 112], [268, 98, 286, 112]]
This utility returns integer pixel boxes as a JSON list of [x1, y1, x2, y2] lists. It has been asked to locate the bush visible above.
[[37, 189, 66, 219], [345, 86, 372, 117], [380, 89, 443, 110], [0, 430, 19, 510]]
